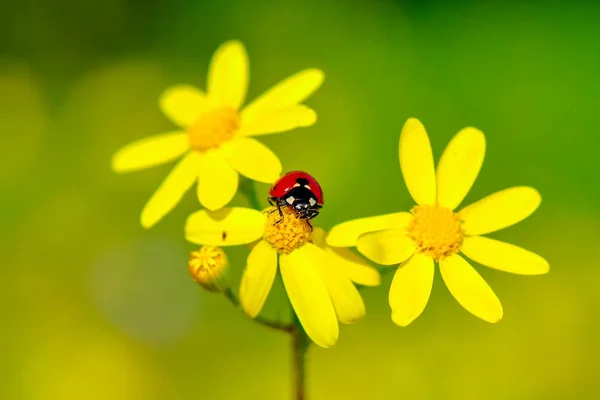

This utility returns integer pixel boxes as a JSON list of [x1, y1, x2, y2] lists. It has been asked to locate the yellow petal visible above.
[[221, 138, 281, 183], [326, 247, 381, 287], [159, 85, 210, 128], [241, 68, 324, 124], [311, 226, 328, 248], [303, 243, 365, 324], [461, 236, 549, 275], [356, 229, 416, 266], [111, 132, 189, 173], [240, 105, 317, 137], [436, 127, 485, 210], [207, 40, 248, 110], [399, 118, 436, 205], [280, 247, 338, 348], [196, 149, 238, 211], [389, 253, 434, 326], [111, 131, 190, 172], [439, 254, 503, 323], [460, 187, 541, 235], [313, 227, 380, 286], [240, 240, 278, 317], [140, 153, 200, 228], [326, 212, 412, 248], [185, 207, 265, 246]]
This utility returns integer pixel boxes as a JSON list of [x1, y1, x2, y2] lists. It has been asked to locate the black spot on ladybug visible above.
[[222, 231, 227, 240], [296, 177, 309, 186]]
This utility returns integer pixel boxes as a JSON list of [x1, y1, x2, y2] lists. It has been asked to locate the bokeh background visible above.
[[2, 0, 599, 398]]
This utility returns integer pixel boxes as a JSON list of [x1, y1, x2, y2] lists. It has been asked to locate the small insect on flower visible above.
[[268, 171, 324, 229]]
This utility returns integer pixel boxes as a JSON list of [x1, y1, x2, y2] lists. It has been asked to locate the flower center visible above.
[[406, 203, 464, 261], [263, 206, 312, 254], [188, 107, 240, 151], [188, 246, 229, 292]]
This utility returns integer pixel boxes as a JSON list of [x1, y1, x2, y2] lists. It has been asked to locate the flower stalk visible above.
[[239, 175, 264, 211], [292, 313, 310, 400], [224, 288, 292, 332]]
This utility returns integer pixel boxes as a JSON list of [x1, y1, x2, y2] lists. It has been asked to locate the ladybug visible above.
[[268, 171, 324, 228]]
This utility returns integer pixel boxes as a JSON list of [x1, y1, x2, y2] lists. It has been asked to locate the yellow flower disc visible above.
[[263, 206, 312, 254], [406, 203, 464, 261], [188, 108, 240, 151]]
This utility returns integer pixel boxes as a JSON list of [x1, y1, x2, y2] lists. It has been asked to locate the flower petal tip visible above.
[[489, 314, 503, 324], [214, 40, 246, 57], [304, 68, 325, 88], [341, 308, 366, 325], [202, 202, 224, 212], [482, 308, 503, 324], [140, 213, 156, 230], [258, 172, 282, 184], [241, 303, 260, 319], [316, 336, 338, 349], [110, 154, 124, 173], [222, 39, 244, 48], [367, 276, 382, 287], [523, 186, 542, 203], [535, 259, 550, 275], [532, 188, 542, 203], [521, 186, 542, 213], [200, 194, 233, 212], [298, 106, 317, 127], [391, 312, 416, 327]]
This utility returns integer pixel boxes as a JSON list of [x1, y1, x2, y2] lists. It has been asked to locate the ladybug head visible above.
[[283, 186, 321, 220]]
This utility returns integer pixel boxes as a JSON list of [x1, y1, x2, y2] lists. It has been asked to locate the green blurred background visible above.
[[1, 0, 599, 398]]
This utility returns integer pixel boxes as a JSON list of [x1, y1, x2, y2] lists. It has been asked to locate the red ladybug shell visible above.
[[269, 171, 324, 205]]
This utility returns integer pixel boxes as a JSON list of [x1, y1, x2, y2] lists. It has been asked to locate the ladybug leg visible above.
[[306, 219, 313, 231], [267, 197, 283, 215], [272, 200, 285, 225]]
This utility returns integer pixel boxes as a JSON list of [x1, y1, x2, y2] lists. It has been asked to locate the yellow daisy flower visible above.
[[184, 206, 378, 348], [111, 40, 324, 228], [327, 118, 549, 326]]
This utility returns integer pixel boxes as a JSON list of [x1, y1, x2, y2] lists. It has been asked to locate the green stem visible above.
[[239, 176, 263, 211], [224, 289, 293, 333], [292, 312, 309, 400]]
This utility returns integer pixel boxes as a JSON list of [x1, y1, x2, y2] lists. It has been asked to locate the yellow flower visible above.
[[184, 206, 378, 348], [188, 246, 230, 292], [327, 118, 549, 326], [111, 40, 324, 228]]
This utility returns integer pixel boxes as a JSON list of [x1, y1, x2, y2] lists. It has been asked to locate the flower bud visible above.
[[188, 246, 230, 292]]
